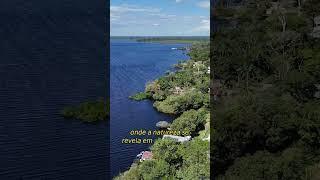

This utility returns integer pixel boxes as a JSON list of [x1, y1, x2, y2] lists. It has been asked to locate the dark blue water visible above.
[[110, 39, 189, 177], [0, 1, 108, 179]]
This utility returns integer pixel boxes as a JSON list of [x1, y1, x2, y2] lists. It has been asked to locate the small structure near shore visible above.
[[156, 121, 171, 128], [137, 151, 153, 162], [162, 135, 191, 143]]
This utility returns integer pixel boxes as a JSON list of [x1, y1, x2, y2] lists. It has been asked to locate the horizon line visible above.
[[110, 35, 209, 37]]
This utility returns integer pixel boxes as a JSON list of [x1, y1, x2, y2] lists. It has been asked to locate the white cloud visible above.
[[110, 5, 160, 14], [192, 19, 210, 32], [110, 4, 162, 26], [197, 1, 210, 9], [111, 2, 210, 36], [150, 13, 177, 20], [110, 12, 120, 22], [175, 0, 183, 3]]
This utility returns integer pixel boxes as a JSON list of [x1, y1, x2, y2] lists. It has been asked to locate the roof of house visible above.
[[141, 151, 153, 160]]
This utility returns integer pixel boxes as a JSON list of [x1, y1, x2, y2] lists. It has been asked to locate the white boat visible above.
[[136, 151, 144, 157]]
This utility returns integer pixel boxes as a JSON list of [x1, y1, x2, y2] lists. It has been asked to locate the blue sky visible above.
[[110, 0, 210, 36]]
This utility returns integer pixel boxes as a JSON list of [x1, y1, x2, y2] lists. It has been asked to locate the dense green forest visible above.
[[115, 42, 210, 179], [212, 0, 320, 179]]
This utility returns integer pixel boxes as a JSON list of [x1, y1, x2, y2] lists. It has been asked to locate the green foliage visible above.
[[170, 108, 208, 134], [302, 49, 320, 81], [305, 163, 320, 180], [213, 90, 301, 174], [138, 160, 171, 180], [298, 100, 320, 149], [114, 164, 141, 180], [62, 98, 108, 122], [118, 42, 210, 179], [176, 139, 210, 180], [153, 91, 209, 114], [134, 36, 209, 44], [195, 73, 210, 93], [151, 139, 182, 166], [302, 0, 320, 27], [286, 13, 309, 33], [117, 139, 210, 180], [188, 43, 210, 64], [212, 0, 320, 179], [222, 148, 306, 180], [129, 92, 151, 101]]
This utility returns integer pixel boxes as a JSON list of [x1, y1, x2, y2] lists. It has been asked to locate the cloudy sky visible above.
[[110, 0, 210, 36]]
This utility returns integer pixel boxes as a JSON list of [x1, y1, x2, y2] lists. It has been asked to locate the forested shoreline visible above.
[[113, 0, 320, 178], [111, 36, 209, 44], [115, 42, 211, 179], [212, 0, 320, 179]]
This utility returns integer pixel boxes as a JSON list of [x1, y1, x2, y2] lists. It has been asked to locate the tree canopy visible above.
[[212, 0, 320, 179]]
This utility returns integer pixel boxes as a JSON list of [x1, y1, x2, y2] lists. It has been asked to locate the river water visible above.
[[110, 38, 189, 177], [0, 1, 107, 179]]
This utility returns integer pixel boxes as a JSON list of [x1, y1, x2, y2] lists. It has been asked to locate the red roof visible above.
[[141, 151, 153, 160]]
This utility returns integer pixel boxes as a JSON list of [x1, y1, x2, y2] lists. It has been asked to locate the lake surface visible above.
[[110, 39, 189, 177], [0, 1, 107, 179]]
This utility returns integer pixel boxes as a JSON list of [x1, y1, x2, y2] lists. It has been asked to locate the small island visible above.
[[61, 98, 109, 123]]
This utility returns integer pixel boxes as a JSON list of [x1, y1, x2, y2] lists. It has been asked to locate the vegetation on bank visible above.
[[115, 139, 210, 180], [134, 36, 209, 44], [62, 98, 109, 122], [212, 0, 320, 179], [111, 36, 209, 44], [129, 92, 151, 101], [116, 42, 210, 179]]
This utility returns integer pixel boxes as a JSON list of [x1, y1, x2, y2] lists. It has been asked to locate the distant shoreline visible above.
[[110, 36, 209, 44]]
